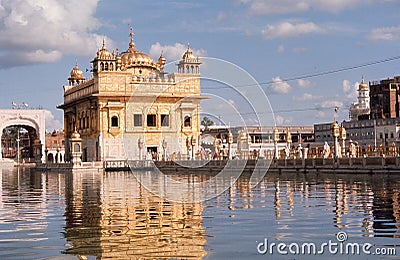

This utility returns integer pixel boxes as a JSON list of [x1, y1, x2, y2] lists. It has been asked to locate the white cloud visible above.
[[297, 79, 314, 88], [277, 44, 285, 53], [45, 110, 63, 132], [0, 0, 111, 68], [275, 115, 292, 125], [261, 22, 325, 40], [270, 76, 291, 94], [249, 0, 308, 15], [368, 26, 400, 41], [149, 42, 207, 62], [293, 93, 321, 101], [342, 79, 358, 100], [248, 0, 375, 15], [319, 100, 344, 109]]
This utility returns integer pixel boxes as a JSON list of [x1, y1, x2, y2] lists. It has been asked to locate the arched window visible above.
[[110, 63, 114, 71], [105, 63, 109, 70], [100, 62, 104, 71], [74, 143, 81, 153], [111, 116, 119, 127], [184, 115, 191, 127]]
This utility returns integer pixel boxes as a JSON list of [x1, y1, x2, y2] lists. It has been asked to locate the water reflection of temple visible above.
[[63, 171, 206, 259]]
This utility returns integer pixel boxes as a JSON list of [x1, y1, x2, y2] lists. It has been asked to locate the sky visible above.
[[1, 0, 400, 130]]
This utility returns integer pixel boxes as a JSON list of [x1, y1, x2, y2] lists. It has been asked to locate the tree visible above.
[[201, 116, 214, 129]]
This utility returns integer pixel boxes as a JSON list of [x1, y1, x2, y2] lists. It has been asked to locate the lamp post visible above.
[[228, 131, 233, 160], [286, 129, 292, 148], [162, 139, 167, 161], [330, 121, 340, 159], [340, 124, 346, 157], [16, 127, 20, 166], [273, 128, 279, 159]]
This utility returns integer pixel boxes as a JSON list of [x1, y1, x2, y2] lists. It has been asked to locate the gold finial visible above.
[[361, 75, 365, 84], [102, 37, 105, 48], [129, 26, 135, 48]]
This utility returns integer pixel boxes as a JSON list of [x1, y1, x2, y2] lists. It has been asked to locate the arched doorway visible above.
[[1, 126, 38, 161], [47, 153, 54, 163], [0, 110, 45, 162]]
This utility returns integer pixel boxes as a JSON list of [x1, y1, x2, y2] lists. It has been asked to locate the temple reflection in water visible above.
[[63, 171, 207, 259], [0, 168, 399, 258]]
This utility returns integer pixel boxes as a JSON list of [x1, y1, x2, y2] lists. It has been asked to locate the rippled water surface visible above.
[[0, 167, 399, 259]]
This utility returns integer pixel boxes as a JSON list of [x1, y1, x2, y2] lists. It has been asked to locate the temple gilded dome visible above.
[[359, 76, 368, 89], [119, 28, 159, 71], [69, 63, 84, 80], [70, 128, 81, 139], [182, 44, 199, 63], [96, 39, 111, 60]]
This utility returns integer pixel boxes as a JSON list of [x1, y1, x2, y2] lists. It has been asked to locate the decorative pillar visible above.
[[138, 137, 144, 160], [330, 121, 340, 159], [340, 124, 346, 157], [228, 131, 233, 160], [69, 129, 82, 168], [186, 136, 191, 160], [286, 129, 292, 159], [162, 139, 167, 161]]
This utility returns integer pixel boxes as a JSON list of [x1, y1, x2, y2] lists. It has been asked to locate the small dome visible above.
[[70, 129, 81, 139], [96, 39, 111, 60], [359, 76, 368, 89], [182, 44, 196, 61], [70, 63, 84, 79], [157, 52, 166, 67]]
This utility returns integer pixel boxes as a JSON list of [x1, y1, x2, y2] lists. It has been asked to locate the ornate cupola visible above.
[[177, 44, 201, 74], [157, 51, 167, 78], [92, 38, 116, 73], [68, 62, 85, 86]]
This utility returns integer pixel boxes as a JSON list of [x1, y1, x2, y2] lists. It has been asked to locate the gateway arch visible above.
[[0, 109, 45, 162]]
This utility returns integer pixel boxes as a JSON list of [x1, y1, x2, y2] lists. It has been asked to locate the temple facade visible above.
[[58, 29, 205, 162]]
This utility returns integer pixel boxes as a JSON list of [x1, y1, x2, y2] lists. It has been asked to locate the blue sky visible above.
[[1, 0, 400, 130]]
